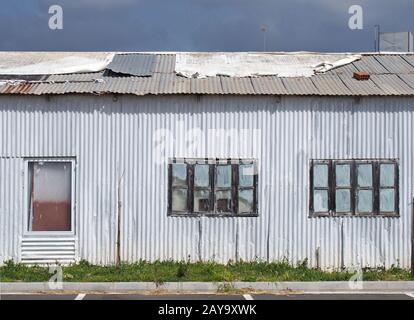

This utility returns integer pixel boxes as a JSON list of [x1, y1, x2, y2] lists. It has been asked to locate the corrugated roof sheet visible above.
[[398, 74, 414, 89], [373, 55, 414, 74], [281, 77, 319, 95], [370, 74, 414, 95], [325, 62, 359, 76], [310, 74, 352, 96], [338, 73, 383, 96], [352, 56, 389, 74], [400, 55, 414, 69], [2, 53, 414, 96], [153, 54, 176, 74], [250, 76, 287, 95], [47, 72, 105, 82], [107, 54, 155, 76]]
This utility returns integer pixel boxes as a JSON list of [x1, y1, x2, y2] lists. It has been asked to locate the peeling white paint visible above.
[[175, 52, 361, 78], [0, 52, 114, 75]]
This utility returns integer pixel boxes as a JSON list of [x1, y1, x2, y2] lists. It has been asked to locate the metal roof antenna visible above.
[[374, 24, 381, 52], [261, 25, 268, 52]]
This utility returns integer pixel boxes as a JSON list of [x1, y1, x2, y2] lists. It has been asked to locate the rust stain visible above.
[[2, 82, 35, 94], [32, 201, 71, 232]]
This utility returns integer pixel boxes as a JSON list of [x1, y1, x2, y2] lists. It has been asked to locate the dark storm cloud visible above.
[[1, 0, 413, 52]]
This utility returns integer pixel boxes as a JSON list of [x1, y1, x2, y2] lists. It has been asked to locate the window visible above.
[[28, 160, 74, 232], [168, 158, 258, 216], [310, 159, 398, 217]]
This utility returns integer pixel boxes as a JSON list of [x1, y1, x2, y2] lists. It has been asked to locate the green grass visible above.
[[0, 259, 412, 282]]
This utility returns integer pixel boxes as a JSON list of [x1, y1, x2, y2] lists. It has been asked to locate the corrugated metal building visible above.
[[1, 52, 414, 270]]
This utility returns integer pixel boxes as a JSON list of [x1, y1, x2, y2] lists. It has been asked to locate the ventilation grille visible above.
[[20, 237, 76, 265]]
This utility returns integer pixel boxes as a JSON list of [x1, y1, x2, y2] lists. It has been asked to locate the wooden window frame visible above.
[[355, 161, 375, 217], [333, 160, 354, 216], [309, 159, 399, 218], [378, 160, 400, 216], [193, 161, 213, 213], [168, 160, 190, 213], [309, 160, 331, 217], [168, 158, 258, 217], [214, 161, 234, 214], [237, 161, 257, 214]]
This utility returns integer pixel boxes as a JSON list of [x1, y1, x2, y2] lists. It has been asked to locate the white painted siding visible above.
[[0, 94, 412, 269]]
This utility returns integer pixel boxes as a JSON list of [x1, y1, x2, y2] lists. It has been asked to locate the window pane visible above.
[[172, 164, 187, 186], [216, 165, 232, 188], [380, 189, 395, 212], [335, 189, 351, 213], [357, 190, 373, 213], [357, 164, 372, 187], [194, 164, 210, 187], [238, 189, 254, 213], [380, 164, 395, 187], [313, 190, 328, 212], [30, 162, 72, 232], [336, 164, 350, 187], [194, 190, 210, 212], [313, 164, 328, 187], [216, 190, 232, 212], [239, 164, 254, 187], [172, 189, 187, 212]]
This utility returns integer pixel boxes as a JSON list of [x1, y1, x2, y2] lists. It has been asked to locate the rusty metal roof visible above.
[[2, 53, 414, 96]]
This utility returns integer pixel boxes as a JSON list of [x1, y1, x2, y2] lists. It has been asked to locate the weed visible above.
[[0, 260, 412, 282]]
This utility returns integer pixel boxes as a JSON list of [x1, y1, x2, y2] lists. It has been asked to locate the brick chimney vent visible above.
[[353, 71, 370, 81]]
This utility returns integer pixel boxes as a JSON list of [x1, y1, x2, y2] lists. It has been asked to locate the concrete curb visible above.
[[1, 281, 414, 294]]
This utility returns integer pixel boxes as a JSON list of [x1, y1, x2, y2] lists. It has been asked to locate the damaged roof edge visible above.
[[1, 52, 414, 96]]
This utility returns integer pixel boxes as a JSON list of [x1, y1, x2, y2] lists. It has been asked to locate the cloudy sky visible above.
[[1, 0, 413, 52]]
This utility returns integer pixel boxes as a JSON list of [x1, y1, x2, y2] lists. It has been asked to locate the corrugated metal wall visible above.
[[0, 94, 412, 269]]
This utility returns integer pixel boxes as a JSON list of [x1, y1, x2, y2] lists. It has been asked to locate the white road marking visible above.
[[243, 294, 254, 300], [406, 293, 414, 299], [74, 293, 86, 300], [282, 292, 410, 295]]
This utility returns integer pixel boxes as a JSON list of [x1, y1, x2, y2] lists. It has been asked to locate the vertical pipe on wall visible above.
[[316, 247, 321, 270], [235, 219, 239, 262], [198, 219, 202, 262], [116, 170, 125, 267], [341, 221, 345, 270], [411, 198, 414, 277]]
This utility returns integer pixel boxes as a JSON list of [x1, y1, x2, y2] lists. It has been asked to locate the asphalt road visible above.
[[1, 293, 414, 300]]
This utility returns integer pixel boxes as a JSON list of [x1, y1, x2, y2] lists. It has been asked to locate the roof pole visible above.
[[261, 25, 267, 52], [374, 25, 381, 52]]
